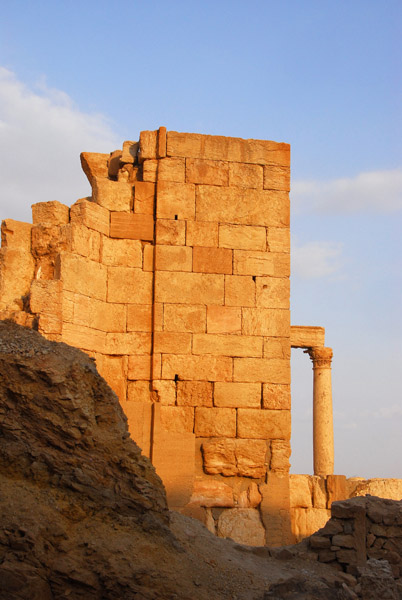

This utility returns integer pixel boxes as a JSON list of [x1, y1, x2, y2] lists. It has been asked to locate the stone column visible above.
[[307, 347, 334, 477]]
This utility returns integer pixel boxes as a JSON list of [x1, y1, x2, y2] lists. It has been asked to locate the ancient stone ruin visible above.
[[1, 128, 401, 547]]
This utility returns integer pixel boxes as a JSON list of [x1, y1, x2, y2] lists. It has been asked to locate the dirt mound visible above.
[[0, 322, 367, 599]]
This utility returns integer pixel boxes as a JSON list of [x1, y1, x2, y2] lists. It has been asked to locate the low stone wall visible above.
[[289, 474, 402, 543], [308, 496, 402, 580]]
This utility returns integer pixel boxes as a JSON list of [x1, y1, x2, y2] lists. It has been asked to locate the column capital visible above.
[[307, 346, 333, 369]]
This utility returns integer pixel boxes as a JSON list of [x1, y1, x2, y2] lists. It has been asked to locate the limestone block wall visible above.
[[307, 496, 402, 579], [0, 128, 294, 546]]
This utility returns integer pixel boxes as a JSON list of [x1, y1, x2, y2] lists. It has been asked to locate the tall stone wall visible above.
[[0, 128, 293, 546]]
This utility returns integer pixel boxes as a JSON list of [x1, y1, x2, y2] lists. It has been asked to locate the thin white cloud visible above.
[[0, 67, 120, 223], [363, 404, 402, 420], [292, 168, 402, 214], [292, 239, 343, 279]]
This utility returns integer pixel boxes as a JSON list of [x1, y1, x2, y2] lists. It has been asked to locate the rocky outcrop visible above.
[[0, 321, 395, 599]]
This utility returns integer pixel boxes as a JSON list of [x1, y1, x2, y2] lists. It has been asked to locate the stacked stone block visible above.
[[308, 496, 402, 579], [0, 128, 292, 545]]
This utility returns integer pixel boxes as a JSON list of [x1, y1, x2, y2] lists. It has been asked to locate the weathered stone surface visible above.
[[155, 244, 192, 271], [195, 407, 236, 437], [289, 474, 312, 508], [0, 220, 35, 310], [176, 381, 213, 407], [228, 163, 263, 188], [219, 224, 266, 251], [224, 274, 255, 307], [80, 152, 109, 183], [193, 333, 262, 358], [101, 236, 142, 267], [32, 200, 70, 225], [157, 181, 195, 220], [237, 408, 291, 440], [163, 303, 206, 332], [202, 438, 267, 478], [186, 158, 229, 186], [155, 271, 224, 305], [270, 439, 291, 473], [162, 354, 232, 381], [186, 220, 218, 247], [214, 382, 261, 408], [110, 212, 154, 241], [207, 305, 241, 334], [193, 246, 232, 274], [156, 218, 186, 245], [55, 252, 107, 301], [189, 479, 234, 507], [290, 325, 325, 348], [217, 509, 265, 546], [70, 199, 109, 235], [92, 178, 133, 211], [234, 358, 290, 384], [256, 277, 290, 309], [263, 383, 291, 410]]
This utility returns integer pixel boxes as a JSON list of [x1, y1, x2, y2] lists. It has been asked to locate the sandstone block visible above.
[[60, 223, 101, 262], [262, 384, 291, 410], [242, 308, 290, 337], [224, 275, 255, 307], [155, 244, 192, 271], [186, 221, 218, 247], [62, 322, 106, 354], [273, 253, 290, 277], [189, 479, 234, 508], [0, 244, 35, 311], [127, 304, 156, 332], [127, 380, 152, 403], [196, 186, 289, 227], [289, 475, 313, 508], [121, 140, 138, 164], [176, 381, 213, 407], [133, 181, 155, 215], [154, 331, 192, 354], [162, 354, 232, 381], [228, 162, 263, 188], [235, 439, 267, 477], [92, 177, 133, 211], [263, 337, 291, 360], [157, 126, 167, 158], [233, 250, 274, 276], [207, 305, 241, 334], [107, 149, 122, 178], [156, 157, 186, 182], [70, 200, 109, 236], [30, 280, 62, 334], [327, 475, 348, 508], [127, 354, 152, 380], [55, 253, 107, 301], [290, 325, 325, 349], [194, 407, 236, 437], [69, 293, 126, 333], [105, 331, 152, 355], [31, 200, 70, 225], [219, 224, 266, 251], [202, 439, 236, 476], [237, 408, 291, 440], [107, 267, 153, 304], [1, 219, 32, 251], [270, 439, 291, 473], [163, 303, 206, 333], [193, 247, 232, 274], [193, 333, 262, 358], [260, 473, 293, 546], [142, 159, 158, 182], [156, 181, 195, 220], [110, 212, 154, 241], [139, 130, 158, 162], [214, 382, 261, 408], [234, 358, 290, 384], [167, 132, 290, 166], [80, 152, 109, 183], [152, 380, 176, 405], [160, 405, 194, 433], [186, 158, 229, 186], [267, 227, 290, 253], [312, 476, 327, 509], [101, 236, 142, 267], [256, 277, 290, 309], [120, 400, 152, 457], [155, 219, 186, 245], [217, 509, 265, 546], [142, 244, 154, 272], [263, 165, 291, 191], [94, 354, 127, 401], [155, 271, 224, 305]]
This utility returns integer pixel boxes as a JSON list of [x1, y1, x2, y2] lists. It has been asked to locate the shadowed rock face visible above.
[[0, 321, 172, 599], [0, 322, 375, 599]]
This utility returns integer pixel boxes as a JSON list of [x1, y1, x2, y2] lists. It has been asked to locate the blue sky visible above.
[[1, 1, 401, 478]]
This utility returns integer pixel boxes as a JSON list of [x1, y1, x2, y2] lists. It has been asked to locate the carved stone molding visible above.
[[307, 347, 333, 369]]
